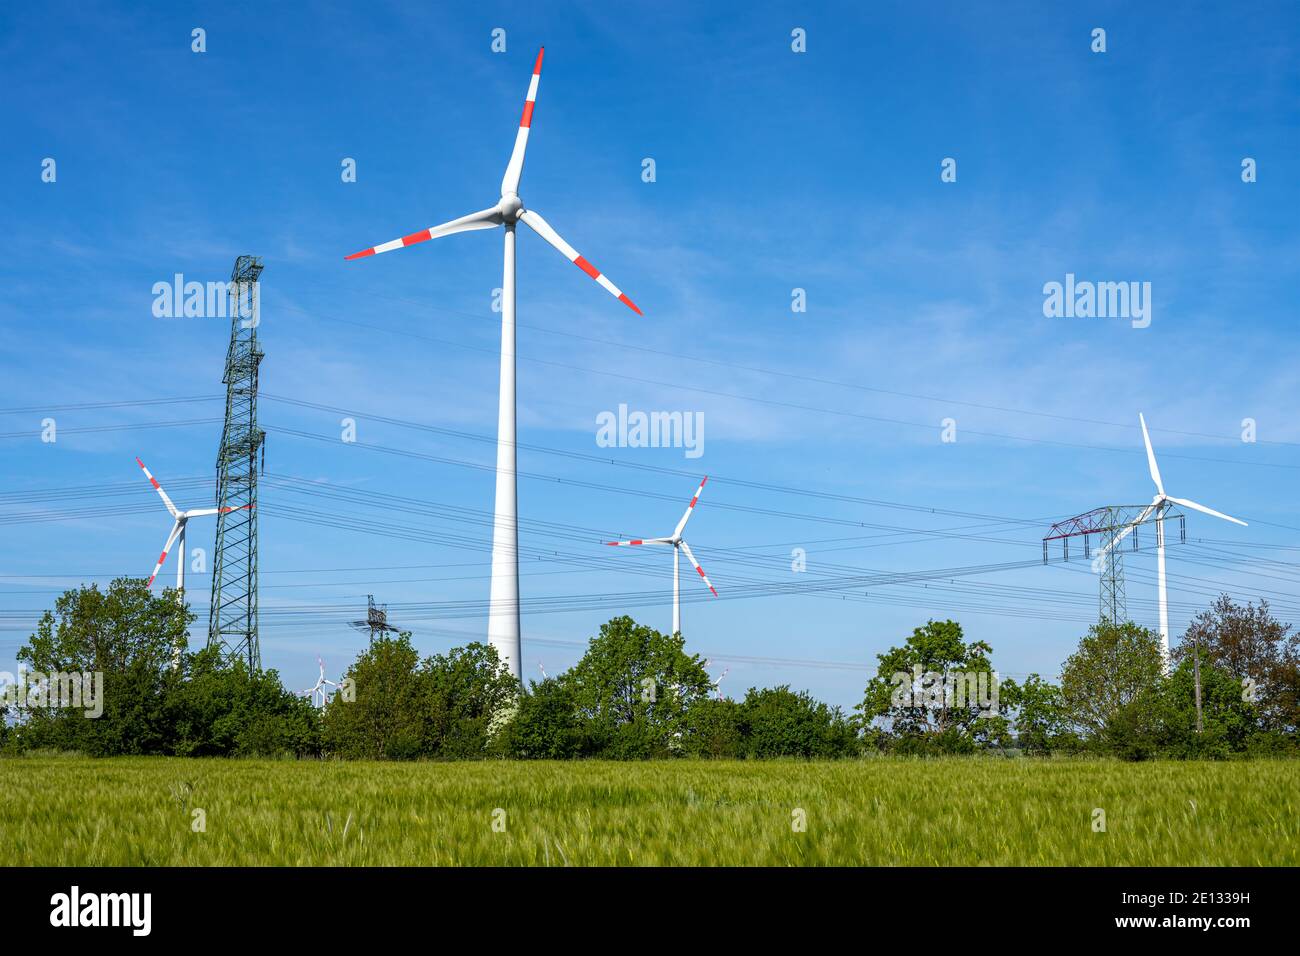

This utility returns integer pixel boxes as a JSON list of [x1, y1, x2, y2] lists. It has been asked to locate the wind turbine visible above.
[[1097, 414, 1246, 668], [711, 666, 729, 701], [302, 656, 337, 708], [344, 47, 642, 684], [137, 457, 248, 595], [606, 476, 717, 635], [138, 457, 248, 669]]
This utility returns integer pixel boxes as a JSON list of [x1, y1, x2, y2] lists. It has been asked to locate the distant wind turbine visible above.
[[606, 476, 717, 635], [302, 656, 338, 708]]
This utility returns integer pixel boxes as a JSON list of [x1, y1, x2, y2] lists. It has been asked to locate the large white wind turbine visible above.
[[137, 457, 248, 594], [1097, 414, 1246, 668], [606, 476, 717, 635], [345, 47, 643, 683]]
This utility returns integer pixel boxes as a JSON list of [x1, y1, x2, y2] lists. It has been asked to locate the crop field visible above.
[[1, 756, 1296, 866]]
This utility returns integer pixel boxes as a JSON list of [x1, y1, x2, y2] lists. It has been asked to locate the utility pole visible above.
[[208, 255, 265, 670], [1193, 632, 1204, 735]]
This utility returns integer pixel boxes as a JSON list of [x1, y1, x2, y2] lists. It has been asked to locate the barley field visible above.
[[1, 755, 1296, 866]]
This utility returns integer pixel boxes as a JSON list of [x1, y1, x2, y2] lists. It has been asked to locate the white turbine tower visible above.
[[345, 47, 642, 683], [1097, 414, 1246, 668], [606, 476, 717, 635]]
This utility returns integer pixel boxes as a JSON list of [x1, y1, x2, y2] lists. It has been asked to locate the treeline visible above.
[[3, 580, 1297, 760]]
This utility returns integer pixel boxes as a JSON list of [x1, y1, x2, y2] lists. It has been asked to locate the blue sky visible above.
[[2, 1, 1298, 707]]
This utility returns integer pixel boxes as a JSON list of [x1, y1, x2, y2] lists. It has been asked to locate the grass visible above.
[[1, 755, 1296, 866]]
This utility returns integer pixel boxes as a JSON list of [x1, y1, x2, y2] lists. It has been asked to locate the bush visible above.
[[740, 686, 859, 759], [681, 698, 745, 758], [495, 679, 588, 759], [168, 647, 319, 757]]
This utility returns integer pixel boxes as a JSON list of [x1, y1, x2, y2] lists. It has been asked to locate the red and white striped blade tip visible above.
[[686, 476, 708, 508], [691, 564, 717, 596], [573, 253, 642, 315], [344, 227, 438, 261], [517, 209, 644, 315]]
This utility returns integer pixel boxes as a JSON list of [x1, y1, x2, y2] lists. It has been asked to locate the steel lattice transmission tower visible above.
[[348, 595, 401, 646], [208, 255, 266, 670], [1096, 507, 1128, 624], [1043, 504, 1183, 625]]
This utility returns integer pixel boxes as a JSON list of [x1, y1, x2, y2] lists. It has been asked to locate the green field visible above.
[[2, 756, 1296, 866]]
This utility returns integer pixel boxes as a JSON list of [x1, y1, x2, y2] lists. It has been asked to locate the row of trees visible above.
[[3, 580, 1297, 760], [861, 604, 1299, 759]]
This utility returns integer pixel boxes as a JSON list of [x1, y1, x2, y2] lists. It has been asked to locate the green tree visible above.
[[1000, 674, 1076, 754], [321, 633, 426, 759], [16, 578, 189, 755], [495, 678, 588, 759], [1177, 596, 1298, 735], [563, 616, 712, 758], [1060, 621, 1164, 758], [167, 646, 320, 757], [740, 685, 858, 758], [681, 697, 745, 758], [858, 619, 1005, 753], [422, 642, 519, 758], [1155, 650, 1257, 758]]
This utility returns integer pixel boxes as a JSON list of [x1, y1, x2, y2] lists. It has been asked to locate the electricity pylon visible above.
[[1043, 504, 1183, 625], [208, 255, 265, 670]]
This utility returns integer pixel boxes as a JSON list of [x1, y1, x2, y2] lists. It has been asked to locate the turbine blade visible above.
[[1138, 413, 1165, 496], [1166, 495, 1248, 527], [678, 540, 717, 597], [517, 208, 642, 314], [147, 521, 183, 587], [605, 536, 672, 546], [501, 47, 544, 196], [673, 476, 708, 539], [344, 206, 502, 260], [136, 457, 180, 518], [184, 504, 252, 518]]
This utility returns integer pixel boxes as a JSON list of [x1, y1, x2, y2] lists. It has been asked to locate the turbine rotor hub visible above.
[[499, 193, 523, 223]]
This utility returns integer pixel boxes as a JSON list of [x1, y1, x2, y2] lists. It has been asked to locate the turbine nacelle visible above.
[[498, 194, 523, 223]]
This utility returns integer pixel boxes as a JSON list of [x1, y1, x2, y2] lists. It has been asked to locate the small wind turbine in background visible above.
[[711, 667, 729, 701], [605, 476, 717, 636], [1096, 414, 1247, 669], [302, 656, 338, 708]]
